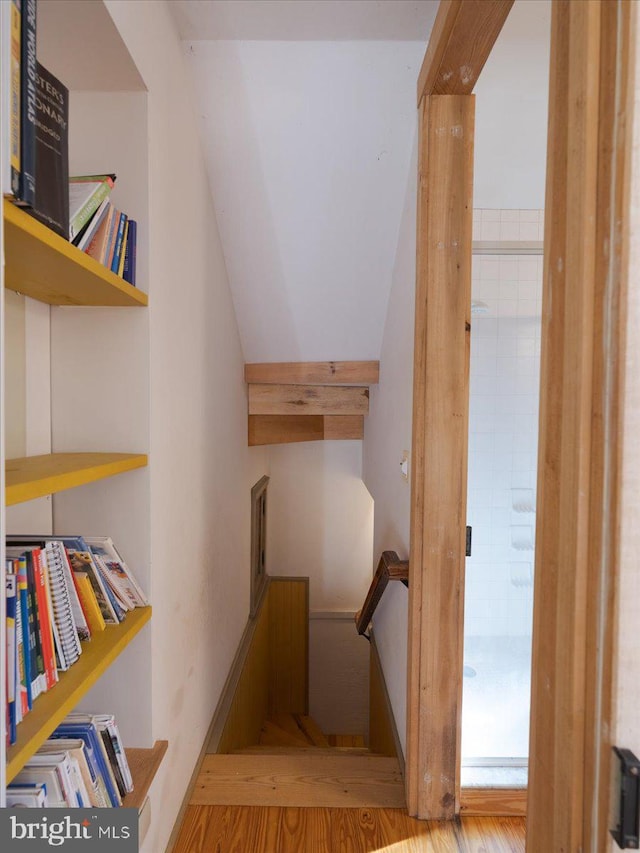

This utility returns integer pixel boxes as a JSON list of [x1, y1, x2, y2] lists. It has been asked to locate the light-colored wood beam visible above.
[[248, 384, 369, 417], [459, 788, 526, 817], [248, 415, 364, 446], [417, 0, 513, 104], [407, 93, 474, 820], [245, 361, 379, 386], [528, 1, 635, 850]]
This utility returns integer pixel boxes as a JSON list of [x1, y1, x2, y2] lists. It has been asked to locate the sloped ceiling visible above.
[[169, 1, 437, 362]]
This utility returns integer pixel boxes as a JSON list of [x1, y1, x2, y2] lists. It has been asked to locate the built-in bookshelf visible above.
[[6, 608, 152, 782], [3, 200, 147, 307], [1, 0, 163, 814], [6, 451, 148, 505], [2, 202, 158, 791]]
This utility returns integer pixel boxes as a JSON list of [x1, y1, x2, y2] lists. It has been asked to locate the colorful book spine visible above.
[[18, 0, 36, 206], [117, 220, 129, 277], [9, 0, 21, 196], [123, 219, 137, 286], [16, 556, 32, 710], [6, 571, 17, 745], [110, 212, 127, 273], [33, 548, 58, 691]]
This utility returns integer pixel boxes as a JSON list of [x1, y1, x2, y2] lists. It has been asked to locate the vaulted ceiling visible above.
[[168, 0, 549, 363]]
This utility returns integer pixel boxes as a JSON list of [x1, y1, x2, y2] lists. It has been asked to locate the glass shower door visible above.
[[461, 218, 543, 787]]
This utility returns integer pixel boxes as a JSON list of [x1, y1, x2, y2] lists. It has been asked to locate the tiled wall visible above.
[[465, 209, 544, 638]]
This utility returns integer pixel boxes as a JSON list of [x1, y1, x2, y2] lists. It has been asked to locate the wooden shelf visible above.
[[123, 740, 169, 811], [6, 452, 148, 506], [6, 607, 152, 782], [3, 199, 148, 307]]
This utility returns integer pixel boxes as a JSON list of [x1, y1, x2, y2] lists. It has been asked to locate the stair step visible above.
[[231, 746, 373, 756], [269, 714, 314, 745], [259, 720, 310, 748], [294, 714, 330, 747], [191, 754, 405, 808], [328, 734, 366, 748]]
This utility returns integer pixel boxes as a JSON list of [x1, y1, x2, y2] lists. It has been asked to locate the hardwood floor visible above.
[[173, 806, 526, 852]]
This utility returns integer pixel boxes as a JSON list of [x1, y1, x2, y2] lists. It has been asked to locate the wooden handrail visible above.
[[355, 551, 409, 637]]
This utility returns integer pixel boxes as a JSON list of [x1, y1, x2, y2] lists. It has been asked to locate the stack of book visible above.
[[4, 534, 147, 746], [71, 176, 138, 286], [1, 1, 138, 286], [6, 712, 134, 807]]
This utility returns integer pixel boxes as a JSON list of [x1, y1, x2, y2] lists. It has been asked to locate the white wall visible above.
[[473, 0, 550, 210], [99, 4, 268, 851], [181, 38, 424, 363], [361, 135, 417, 757], [267, 439, 374, 737], [268, 440, 373, 611]]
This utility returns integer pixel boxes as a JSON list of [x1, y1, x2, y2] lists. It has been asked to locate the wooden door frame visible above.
[[408, 1, 635, 843]]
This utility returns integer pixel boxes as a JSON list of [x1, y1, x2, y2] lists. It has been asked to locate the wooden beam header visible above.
[[244, 361, 379, 386], [417, 0, 513, 104]]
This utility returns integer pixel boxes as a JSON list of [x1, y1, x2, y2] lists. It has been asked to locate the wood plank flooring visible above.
[[173, 806, 526, 852], [191, 754, 405, 808]]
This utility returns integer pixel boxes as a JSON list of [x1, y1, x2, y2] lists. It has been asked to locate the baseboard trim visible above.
[[165, 579, 271, 853], [459, 787, 527, 816], [370, 632, 405, 779]]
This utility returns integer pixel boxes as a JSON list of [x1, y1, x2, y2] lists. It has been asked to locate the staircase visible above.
[[192, 714, 405, 808]]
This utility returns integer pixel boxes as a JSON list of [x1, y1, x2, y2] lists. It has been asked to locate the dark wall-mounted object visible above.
[[611, 747, 640, 849]]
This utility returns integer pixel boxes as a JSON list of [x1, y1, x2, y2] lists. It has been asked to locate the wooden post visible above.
[[527, 1, 634, 849], [407, 93, 474, 819]]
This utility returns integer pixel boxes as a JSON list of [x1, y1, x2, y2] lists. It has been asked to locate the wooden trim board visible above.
[[417, 0, 513, 103], [248, 415, 363, 446], [122, 741, 169, 811], [407, 93, 474, 820], [248, 384, 369, 416], [460, 788, 527, 817], [245, 361, 379, 385], [369, 633, 405, 778]]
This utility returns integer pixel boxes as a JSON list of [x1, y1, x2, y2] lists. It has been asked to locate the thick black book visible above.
[[32, 61, 68, 238], [18, 0, 36, 206]]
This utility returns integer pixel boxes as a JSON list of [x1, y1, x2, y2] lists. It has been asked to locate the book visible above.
[[6, 571, 17, 745], [104, 208, 124, 270], [67, 550, 119, 624], [86, 202, 116, 265], [74, 196, 109, 250], [51, 719, 121, 807], [6, 783, 48, 807], [123, 219, 137, 286], [31, 61, 69, 238], [37, 738, 107, 807], [30, 546, 58, 691], [92, 713, 133, 794], [68, 173, 115, 242], [13, 765, 66, 808], [18, 0, 35, 206], [73, 571, 106, 634], [15, 555, 32, 709], [110, 211, 127, 273], [9, 0, 21, 196], [86, 536, 148, 607], [117, 220, 129, 277]]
